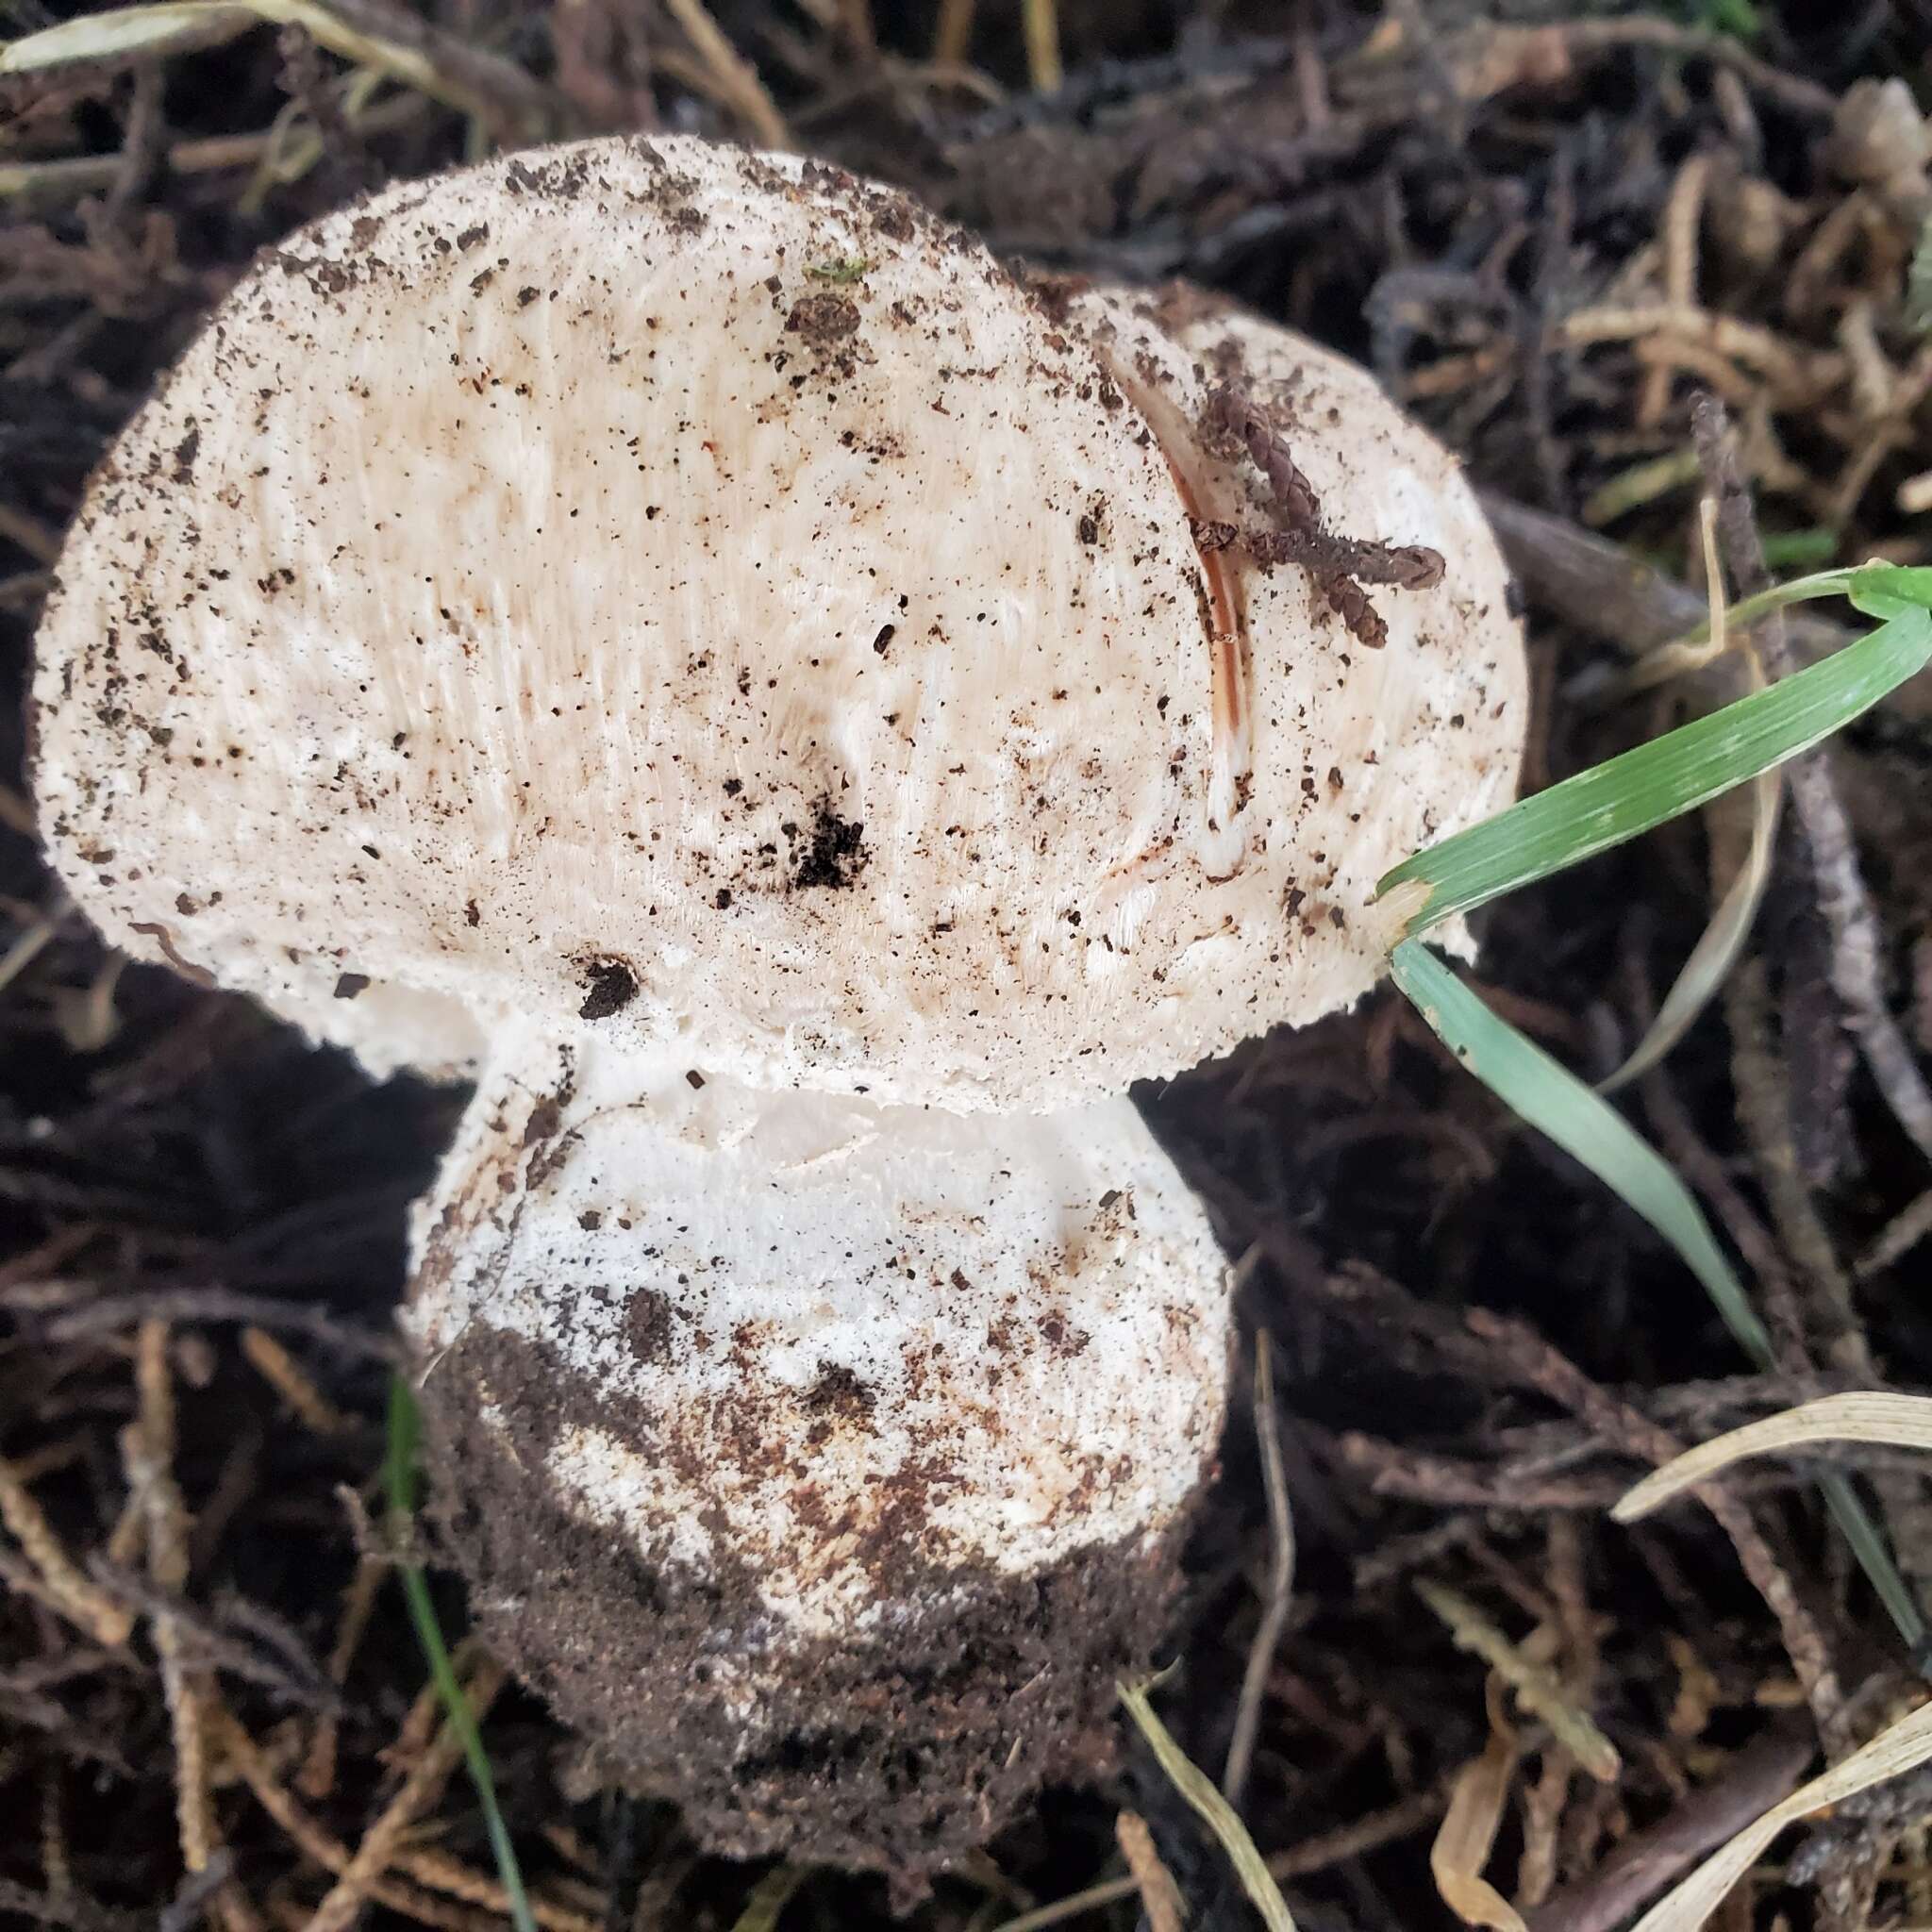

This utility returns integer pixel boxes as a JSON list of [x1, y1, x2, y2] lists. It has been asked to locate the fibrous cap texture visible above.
[[33, 135, 1526, 1108]]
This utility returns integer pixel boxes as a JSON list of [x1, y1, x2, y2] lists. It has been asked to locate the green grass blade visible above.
[[1391, 941, 1926, 1653], [1814, 1472, 1927, 1659], [1391, 941, 1774, 1355], [386, 1375, 539, 1932], [1379, 607, 1932, 934]]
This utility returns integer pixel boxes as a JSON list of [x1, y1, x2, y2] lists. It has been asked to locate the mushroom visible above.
[[31, 136, 1527, 1880]]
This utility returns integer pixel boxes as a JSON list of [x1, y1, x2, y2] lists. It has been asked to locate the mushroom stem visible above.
[[405, 1028, 1232, 1878]]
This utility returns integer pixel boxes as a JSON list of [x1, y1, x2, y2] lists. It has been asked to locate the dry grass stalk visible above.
[[1640, 157, 1714, 427], [658, 0, 790, 146], [242, 1328, 349, 1437], [0, 1455, 132, 1647], [1416, 1581, 1621, 1782], [212, 1700, 509, 1932], [298, 1657, 508, 1932], [298, 1553, 386, 1800], [1224, 1333, 1295, 1808], [126, 1323, 263, 1932], [1114, 1811, 1185, 1932]]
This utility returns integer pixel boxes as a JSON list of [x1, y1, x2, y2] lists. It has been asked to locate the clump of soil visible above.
[[790, 797, 870, 891], [421, 1321, 1191, 1899]]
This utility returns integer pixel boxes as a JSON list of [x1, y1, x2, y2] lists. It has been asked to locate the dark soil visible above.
[[4, 4, 1932, 1932], [422, 1318, 1190, 1907]]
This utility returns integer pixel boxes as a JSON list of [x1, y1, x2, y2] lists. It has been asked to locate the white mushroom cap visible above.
[[409, 1029, 1230, 1644], [32, 135, 1525, 1109]]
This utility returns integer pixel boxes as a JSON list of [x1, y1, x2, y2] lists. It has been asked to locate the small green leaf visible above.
[[1696, 0, 1759, 39], [1849, 563, 1932, 620], [387, 1375, 538, 1932], [1378, 607, 1932, 933]]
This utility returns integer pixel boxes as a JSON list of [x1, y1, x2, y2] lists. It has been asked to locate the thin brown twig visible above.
[[41, 1776, 70, 1901], [99, 65, 169, 233], [1517, 1747, 1574, 1909], [156, 1853, 237, 1932], [1524, 1721, 1816, 1932], [1268, 1780, 1454, 1876], [123, 1322, 249, 1930], [0, 1452, 133, 1646], [391, 1847, 601, 1932], [241, 1327, 349, 1435], [991, 1877, 1138, 1932], [1639, 155, 1713, 427], [1224, 1333, 1295, 1809], [0, 99, 428, 214], [995, 1781, 1454, 1932], [1021, 0, 1061, 92], [1549, 15, 1839, 116], [0, 500, 64, 568], [1638, 1056, 1810, 1369], [212, 1700, 512, 1932], [1857, 1189, 1932, 1280], [389, 1636, 485, 1767], [86, 1560, 342, 1711], [1559, 306, 1833, 400], [0, 1879, 141, 1932], [1461, 1307, 1847, 1739], [658, 0, 791, 147], [932, 0, 976, 62], [300, 1552, 386, 1799], [287, 0, 567, 139], [32, 1289, 392, 1359], [1724, 959, 1861, 1360]]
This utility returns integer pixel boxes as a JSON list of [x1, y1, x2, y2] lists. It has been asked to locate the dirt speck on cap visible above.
[[625, 1289, 675, 1364], [575, 956, 638, 1019], [790, 799, 869, 891], [785, 291, 860, 344]]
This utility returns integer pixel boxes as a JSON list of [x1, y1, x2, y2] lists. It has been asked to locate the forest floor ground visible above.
[[4, 2, 1932, 1928]]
